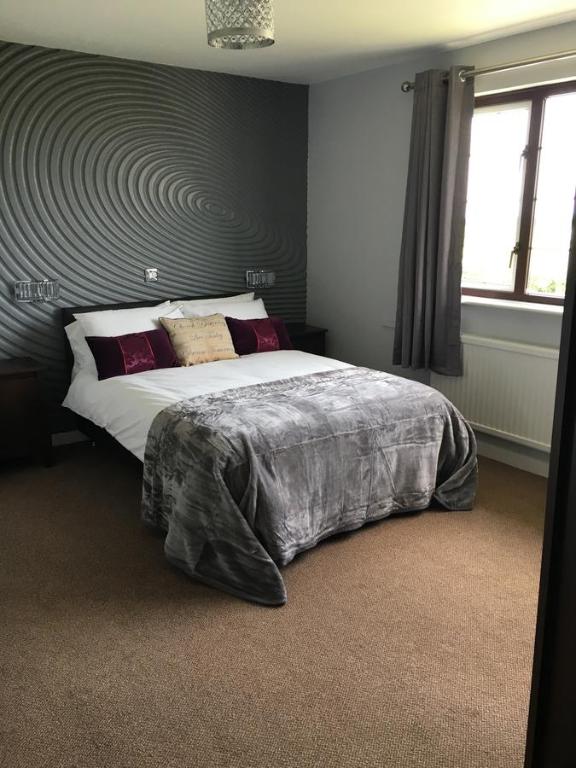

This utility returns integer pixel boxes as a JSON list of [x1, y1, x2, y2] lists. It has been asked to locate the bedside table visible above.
[[286, 324, 327, 356], [0, 358, 52, 466]]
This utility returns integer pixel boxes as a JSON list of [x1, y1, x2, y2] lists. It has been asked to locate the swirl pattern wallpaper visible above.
[[0, 41, 308, 424]]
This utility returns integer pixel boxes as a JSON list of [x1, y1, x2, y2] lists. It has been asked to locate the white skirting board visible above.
[[474, 431, 550, 478], [431, 334, 559, 477]]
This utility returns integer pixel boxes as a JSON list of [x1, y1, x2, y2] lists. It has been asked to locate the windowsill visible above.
[[462, 295, 564, 315]]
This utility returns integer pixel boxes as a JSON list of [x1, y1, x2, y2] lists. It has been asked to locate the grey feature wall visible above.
[[0, 41, 308, 421]]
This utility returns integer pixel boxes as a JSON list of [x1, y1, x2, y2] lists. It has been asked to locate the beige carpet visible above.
[[0, 445, 544, 768]]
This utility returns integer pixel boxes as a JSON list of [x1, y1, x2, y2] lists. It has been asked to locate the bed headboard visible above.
[[61, 293, 242, 377], [61, 293, 239, 327]]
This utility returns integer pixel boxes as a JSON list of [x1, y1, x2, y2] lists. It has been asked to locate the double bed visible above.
[[62, 294, 477, 605]]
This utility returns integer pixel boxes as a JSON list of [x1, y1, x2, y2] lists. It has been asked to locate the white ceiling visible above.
[[0, 0, 575, 83]]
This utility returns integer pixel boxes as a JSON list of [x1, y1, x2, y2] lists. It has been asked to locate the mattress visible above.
[[63, 350, 351, 460]]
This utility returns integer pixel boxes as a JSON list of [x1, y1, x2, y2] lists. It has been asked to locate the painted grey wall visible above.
[[0, 41, 308, 420], [308, 21, 576, 371], [308, 50, 440, 383]]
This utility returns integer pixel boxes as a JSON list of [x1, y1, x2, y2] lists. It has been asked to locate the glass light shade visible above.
[[205, 0, 274, 50], [13, 279, 60, 303], [245, 269, 276, 288]]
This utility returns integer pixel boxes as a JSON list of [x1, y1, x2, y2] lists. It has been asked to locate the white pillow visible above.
[[67, 304, 183, 378], [65, 321, 98, 379], [74, 300, 175, 336], [174, 292, 254, 314], [181, 298, 268, 320]]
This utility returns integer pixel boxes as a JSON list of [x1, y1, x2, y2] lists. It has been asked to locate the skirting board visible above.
[[474, 430, 549, 478]]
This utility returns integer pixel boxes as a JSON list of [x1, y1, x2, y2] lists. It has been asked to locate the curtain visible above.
[[393, 66, 474, 376]]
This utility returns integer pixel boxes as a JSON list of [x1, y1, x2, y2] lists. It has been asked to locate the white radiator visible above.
[[430, 335, 559, 452]]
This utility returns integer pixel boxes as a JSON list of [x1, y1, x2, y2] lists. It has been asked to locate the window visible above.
[[462, 81, 576, 305]]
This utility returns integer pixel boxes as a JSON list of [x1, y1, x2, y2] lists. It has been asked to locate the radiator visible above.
[[430, 335, 559, 452]]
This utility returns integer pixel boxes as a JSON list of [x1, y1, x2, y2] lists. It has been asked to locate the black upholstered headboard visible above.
[[60, 293, 240, 327]]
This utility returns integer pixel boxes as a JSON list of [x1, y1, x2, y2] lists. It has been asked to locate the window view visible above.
[[528, 92, 576, 298], [462, 83, 576, 304], [462, 102, 530, 293]]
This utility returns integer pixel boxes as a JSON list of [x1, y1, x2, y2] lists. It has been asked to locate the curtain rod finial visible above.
[[401, 80, 414, 93]]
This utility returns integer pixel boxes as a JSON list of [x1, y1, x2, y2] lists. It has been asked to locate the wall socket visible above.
[[144, 268, 158, 282]]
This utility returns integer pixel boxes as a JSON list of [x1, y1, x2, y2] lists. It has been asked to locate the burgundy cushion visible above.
[[270, 316, 293, 351], [86, 328, 179, 380], [225, 316, 293, 356]]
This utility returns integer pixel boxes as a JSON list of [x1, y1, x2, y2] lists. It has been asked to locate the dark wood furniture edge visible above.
[[0, 357, 44, 378], [285, 323, 327, 335], [524, 204, 576, 766], [0, 356, 52, 466]]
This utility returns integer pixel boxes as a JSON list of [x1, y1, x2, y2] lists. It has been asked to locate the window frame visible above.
[[462, 79, 576, 306]]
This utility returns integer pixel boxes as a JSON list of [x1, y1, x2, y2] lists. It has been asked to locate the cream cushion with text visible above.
[[160, 314, 239, 366]]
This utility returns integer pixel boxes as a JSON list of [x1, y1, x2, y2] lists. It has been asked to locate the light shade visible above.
[[245, 269, 276, 288], [205, 0, 274, 50], [13, 279, 60, 303]]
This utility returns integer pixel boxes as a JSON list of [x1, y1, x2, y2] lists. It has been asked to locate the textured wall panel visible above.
[[0, 41, 308, 422]]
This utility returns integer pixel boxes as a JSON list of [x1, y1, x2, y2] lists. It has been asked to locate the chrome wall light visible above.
[[205, 0, 275, 50], [13, 279, 60, 303], [245, 269, 276, 288]]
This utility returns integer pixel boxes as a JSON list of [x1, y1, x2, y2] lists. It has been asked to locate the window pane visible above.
[[462, 102, 531, 291], [527, 91, 576, 299]]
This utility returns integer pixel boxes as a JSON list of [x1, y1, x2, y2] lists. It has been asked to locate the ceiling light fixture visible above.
[[205, 0, 275, 50]]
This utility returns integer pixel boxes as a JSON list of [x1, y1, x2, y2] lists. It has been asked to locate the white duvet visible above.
[[63, 351, 350, 461]]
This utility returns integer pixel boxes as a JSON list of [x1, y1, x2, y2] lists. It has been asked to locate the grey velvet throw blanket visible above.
[[142, 368, 477, 605]]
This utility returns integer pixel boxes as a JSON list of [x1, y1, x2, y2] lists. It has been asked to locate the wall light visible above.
[[13, 279, 60, 303], [245, 269, 276, 289]]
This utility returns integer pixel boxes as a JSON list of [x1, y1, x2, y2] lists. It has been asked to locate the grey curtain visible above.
[[393, 66, 474, 376]]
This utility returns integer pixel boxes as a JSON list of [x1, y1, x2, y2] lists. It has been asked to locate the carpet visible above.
[[0, 445, 544, 768]]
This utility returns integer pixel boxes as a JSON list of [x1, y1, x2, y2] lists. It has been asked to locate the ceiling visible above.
[[0, 0, 575, 83]]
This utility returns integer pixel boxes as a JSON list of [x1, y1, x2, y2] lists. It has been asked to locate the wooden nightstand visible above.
[[0, 358, 52, 466], [286, 324, 327, 356]]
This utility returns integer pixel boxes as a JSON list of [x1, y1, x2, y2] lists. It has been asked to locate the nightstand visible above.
[[0, 358, 52, 466], [286, 324, 327, 356]]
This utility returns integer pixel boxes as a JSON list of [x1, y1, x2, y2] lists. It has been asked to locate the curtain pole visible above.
[[400, 48, 576, 92]]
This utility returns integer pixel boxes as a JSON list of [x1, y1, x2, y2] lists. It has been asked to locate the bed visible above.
[[62, 295, 477, 605]]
